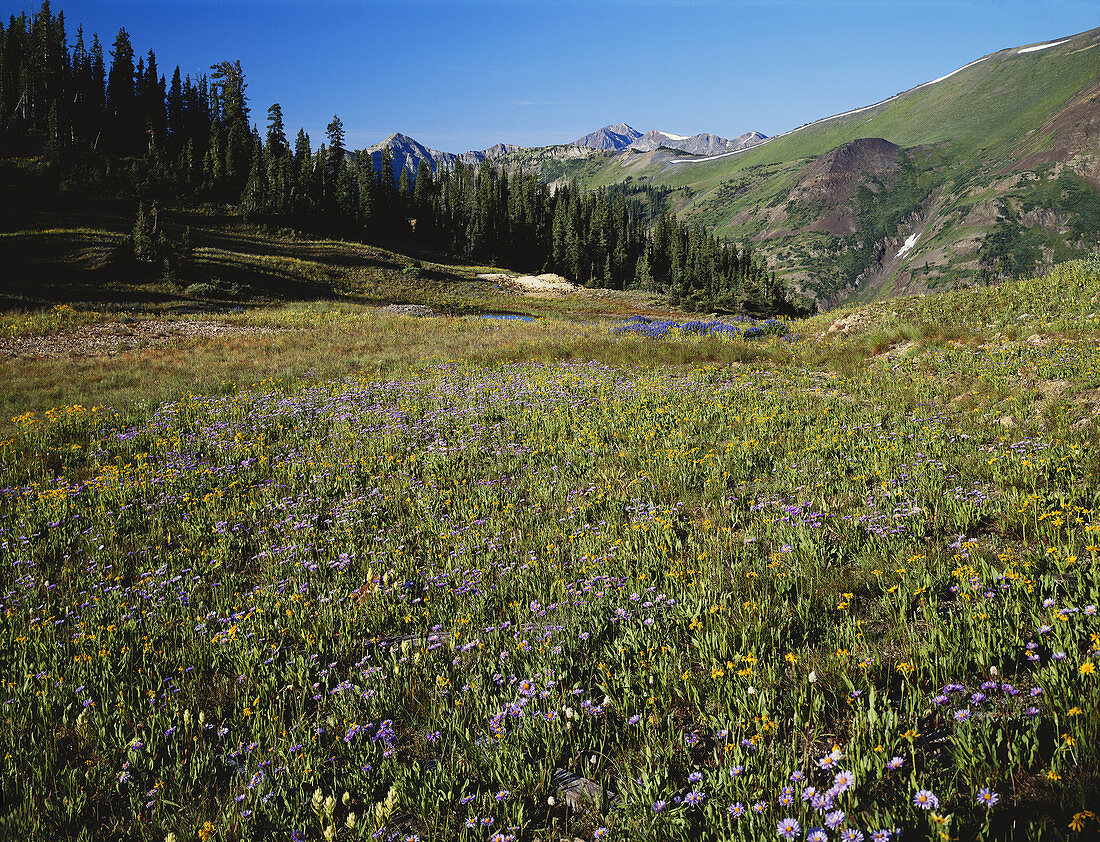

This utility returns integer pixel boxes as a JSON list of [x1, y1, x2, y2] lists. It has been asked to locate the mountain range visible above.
[[570, 126, 767, 157], [357, 124, 768, 176], [357, 133, 523, 178]]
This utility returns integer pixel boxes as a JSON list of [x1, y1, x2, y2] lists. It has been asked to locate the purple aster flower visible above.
[[776, 818, 800, 840], [684, 791, 705, 806], [976, 787, 999, 808], [886, 756, 904, 771], [841, 830, 865, 842], [808, 830, 828, 842], [652, 800, 666, 813], [817, 751, 841, 770], [728, 802, 746, 818], [913, 789, 939, 810], [825, 809, 846, 830], [833, 769, 855, 792]]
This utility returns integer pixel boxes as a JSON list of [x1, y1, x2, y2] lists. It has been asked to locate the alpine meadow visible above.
[[2, 3, 1100, 842]]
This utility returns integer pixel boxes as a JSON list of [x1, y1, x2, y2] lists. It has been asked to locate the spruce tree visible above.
[[105, 27, 135, 153], [166, 65, 183, 151], [325, 113, 346, 212]]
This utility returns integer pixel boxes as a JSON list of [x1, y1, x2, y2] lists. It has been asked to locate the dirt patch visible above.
[[1071, 387, 1100, 430], [874, 341, 918, 362], [477, 273, 577, 297], [821, 308, 883, 338], [380, 304, 437, 317], [0, 319, 282, 359]]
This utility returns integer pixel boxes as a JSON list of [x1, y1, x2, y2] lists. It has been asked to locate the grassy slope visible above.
[[568, 31, 1099, 276], [588, 32, 1099, 195], [1, 256, 1099, 840]]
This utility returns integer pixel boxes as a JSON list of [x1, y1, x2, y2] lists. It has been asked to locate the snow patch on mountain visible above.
[[895, 232, 920, 259], [1017, 37, 1073, 54]]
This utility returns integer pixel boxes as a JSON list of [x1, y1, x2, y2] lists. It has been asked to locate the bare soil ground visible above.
[[0, 319, 282, 359]]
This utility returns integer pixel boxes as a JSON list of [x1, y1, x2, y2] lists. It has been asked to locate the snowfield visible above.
[[1017, 37, 1073, 54]]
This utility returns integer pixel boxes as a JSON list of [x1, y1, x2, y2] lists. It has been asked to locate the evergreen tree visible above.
[[166, 65, 183, 150], [325, 113, 346, 212], [292, 127, 313, 213], [105, 27, 136, 153], [264, 103, 291, 213], [209, 60, 249, 188]]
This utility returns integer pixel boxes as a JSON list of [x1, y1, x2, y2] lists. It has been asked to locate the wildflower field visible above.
[[3, 258, 1100, 842]]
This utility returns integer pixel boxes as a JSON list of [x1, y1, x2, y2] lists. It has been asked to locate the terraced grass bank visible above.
[[1, 258, 1100, 842]]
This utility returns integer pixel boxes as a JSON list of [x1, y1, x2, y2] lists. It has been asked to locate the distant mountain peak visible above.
[[573, 123, 642, 150]]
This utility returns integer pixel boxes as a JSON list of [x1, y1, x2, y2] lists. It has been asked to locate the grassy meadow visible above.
[[2, 254, 1100, 842]]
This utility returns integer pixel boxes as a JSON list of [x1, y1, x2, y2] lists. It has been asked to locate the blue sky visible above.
[[17, 0, 1099, 152]]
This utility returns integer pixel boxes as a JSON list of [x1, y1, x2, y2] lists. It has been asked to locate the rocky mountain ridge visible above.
[[627, 129, 766, 156], [357, 123, 766, 178], [571, 123, 643, 151]]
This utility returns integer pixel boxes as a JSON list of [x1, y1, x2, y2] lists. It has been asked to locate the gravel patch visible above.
[[0, 319, 282, 359]]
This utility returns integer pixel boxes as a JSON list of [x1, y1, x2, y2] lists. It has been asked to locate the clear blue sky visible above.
[[14, 0, 1099, 153]]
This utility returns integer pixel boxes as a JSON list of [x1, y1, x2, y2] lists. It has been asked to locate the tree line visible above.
[[2, 2, 802, 314]]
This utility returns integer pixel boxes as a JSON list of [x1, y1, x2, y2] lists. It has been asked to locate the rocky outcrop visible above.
[[359, 134, 526, 178], [359, 133, 455, 178]]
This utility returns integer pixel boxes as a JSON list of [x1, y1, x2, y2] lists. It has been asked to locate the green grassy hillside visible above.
[[554, 29, 1100, 306]]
